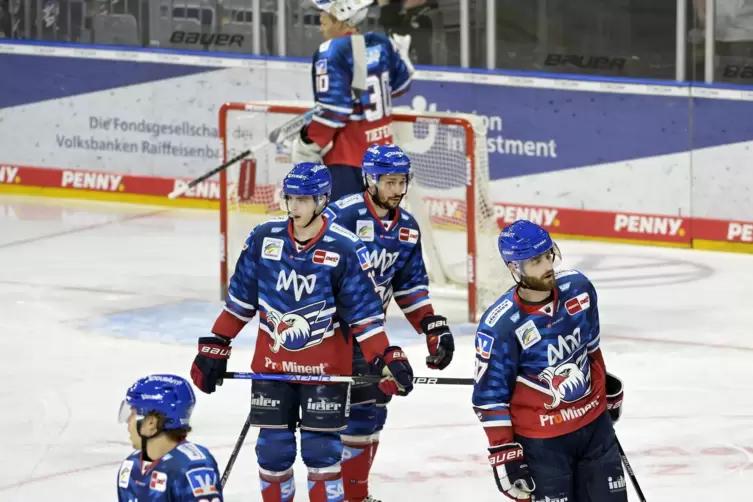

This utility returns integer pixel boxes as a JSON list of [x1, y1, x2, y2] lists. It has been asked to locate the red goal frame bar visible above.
[[219, 102, 481, 322]]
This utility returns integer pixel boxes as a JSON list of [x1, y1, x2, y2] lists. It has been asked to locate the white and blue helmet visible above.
[[311, 0, 374, 25]]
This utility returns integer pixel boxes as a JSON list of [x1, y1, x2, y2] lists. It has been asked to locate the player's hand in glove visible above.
[[371, 346, 413, 396], [190, 336, 231, 394], [291, 127, 332, 165], [606, 372, 624, 423], [488, 443, 535, 500], [421, 315, 454, 370]]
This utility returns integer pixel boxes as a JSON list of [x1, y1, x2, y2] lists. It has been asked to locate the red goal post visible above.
[[218, 101, 505, 323]]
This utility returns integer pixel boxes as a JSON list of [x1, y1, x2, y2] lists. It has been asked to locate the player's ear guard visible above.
[[606, 372, 624, 424]]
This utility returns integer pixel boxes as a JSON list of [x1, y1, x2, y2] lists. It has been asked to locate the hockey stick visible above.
[[615, 435, 647, 502], [223, 371, 474, 386], [167, 107, 317, 200], [220, 406, 254, 489]]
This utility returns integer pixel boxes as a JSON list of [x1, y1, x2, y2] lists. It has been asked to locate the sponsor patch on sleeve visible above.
[[356, 246, 372, 271], [475, 332, 495, 359], [186, 467, 220, 497]]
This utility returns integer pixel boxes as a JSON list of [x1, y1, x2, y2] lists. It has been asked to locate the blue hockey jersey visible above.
[[307, 32, 413, 168], [325, 192, 434, 332], [212, 215, 390, 373], [472, 270, 607, 445], [116, 442, 222, 502]]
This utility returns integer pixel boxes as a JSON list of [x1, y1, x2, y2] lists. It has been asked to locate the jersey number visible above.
[[365, 71, 393, 122], [316, 74, 330, 93]]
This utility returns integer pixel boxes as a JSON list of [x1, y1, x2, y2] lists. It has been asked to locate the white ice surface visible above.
[[0, 195, 751, 501]]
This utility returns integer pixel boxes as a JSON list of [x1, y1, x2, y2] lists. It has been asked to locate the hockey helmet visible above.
[[281, 162, 332, 216], [362, 143, 413, 186], [118, 374, 195, 430], [311, 0, 374, 25], [498, 220, 561, 269]]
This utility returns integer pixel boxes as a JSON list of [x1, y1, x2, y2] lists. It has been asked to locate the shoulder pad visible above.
[[334, 193, 364, 209], [329, 222, 359, 243], [481, 298, 515, 328]]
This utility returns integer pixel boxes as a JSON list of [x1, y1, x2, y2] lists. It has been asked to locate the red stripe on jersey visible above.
[[212, 309, 248, 339]]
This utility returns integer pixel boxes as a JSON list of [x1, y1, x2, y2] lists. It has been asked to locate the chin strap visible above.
[[136, 419, 161, 464]]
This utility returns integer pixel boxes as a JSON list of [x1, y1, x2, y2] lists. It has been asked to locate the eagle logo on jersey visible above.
[[266, 301, 332, 353], [538, 351, 590, 410]]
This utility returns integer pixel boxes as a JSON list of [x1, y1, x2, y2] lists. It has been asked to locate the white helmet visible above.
[[311, 0, 374, 25]]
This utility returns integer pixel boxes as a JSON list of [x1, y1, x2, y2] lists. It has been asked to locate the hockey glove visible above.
[[190, 336, 231, 394], [371, 346, 414, 396], [488, 443, 535, 500], [421, 315, 454, 370], [291, 127, 332, 165], [606, 372, 624, 424]]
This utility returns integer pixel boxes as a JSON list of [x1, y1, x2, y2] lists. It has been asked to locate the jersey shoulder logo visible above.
[[485, 299, 513, 327], [330, 223, 359, 243], [335, 193, 363, 209], [176, 443, 206, 461]]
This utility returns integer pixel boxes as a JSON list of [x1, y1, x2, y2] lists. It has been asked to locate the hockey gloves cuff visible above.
[[421, 315, 455, 370], [191, 336, 231, 394], [371, 346, 414, 396], [488, 443, 535, 500], [606, 372, 624, 424], [291, 127, 332, 165]]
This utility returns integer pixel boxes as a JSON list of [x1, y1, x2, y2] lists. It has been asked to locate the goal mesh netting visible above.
[[218, 101, 511, 322]]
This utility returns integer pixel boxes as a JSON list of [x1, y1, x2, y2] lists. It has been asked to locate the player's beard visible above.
[[521, 271, 555, 292], [374, 190, 402, 210]]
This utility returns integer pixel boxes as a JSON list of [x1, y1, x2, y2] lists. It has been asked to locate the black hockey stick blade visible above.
[[615, 435, 647, 502]]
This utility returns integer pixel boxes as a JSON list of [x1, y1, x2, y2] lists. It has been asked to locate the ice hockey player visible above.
[[116, 374, 223, 502], [472, 220, 627, 501], [325, 144, 454, 502], [189, 162, 414, 502], [291, 0, 414, 201]]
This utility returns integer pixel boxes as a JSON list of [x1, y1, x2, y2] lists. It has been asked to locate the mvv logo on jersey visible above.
[[356, 220, 375, 241], [276, 269, 316, 302], [262, 237, 284, 261], [565, 292, 590, 315]]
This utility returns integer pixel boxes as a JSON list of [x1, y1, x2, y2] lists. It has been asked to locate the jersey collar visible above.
[[287, 215, 329, 253], [513, 286, 559, 317], [364, 191, 399, 231]]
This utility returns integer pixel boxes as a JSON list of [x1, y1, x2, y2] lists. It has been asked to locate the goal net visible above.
[[218, 101, 512, 323]]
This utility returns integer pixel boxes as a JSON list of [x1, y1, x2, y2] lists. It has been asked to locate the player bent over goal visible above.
[[472, 220, 627, 501], [325, 144, 455, 502], [190, 162, 414, 502]]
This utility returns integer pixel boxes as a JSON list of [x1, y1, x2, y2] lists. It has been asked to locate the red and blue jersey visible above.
[[117, 442, 222, 502], [307, 32, 413, 168], [472, 270, 607, 445], [212, 215, 389, 374], [325, 192, 433, 332]]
